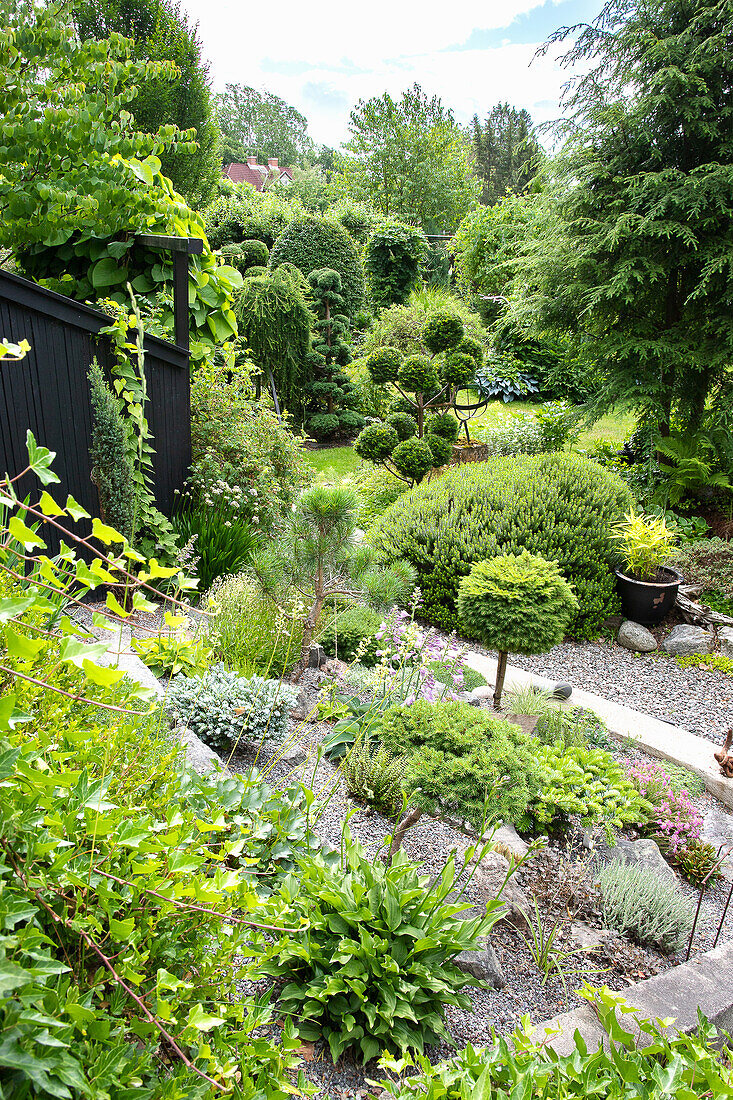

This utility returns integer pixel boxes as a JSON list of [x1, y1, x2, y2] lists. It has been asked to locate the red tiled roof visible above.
[[222, 162, 294, 191]]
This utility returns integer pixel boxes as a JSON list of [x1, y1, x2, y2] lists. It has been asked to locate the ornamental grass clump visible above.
[[457, 551, 578, 708]]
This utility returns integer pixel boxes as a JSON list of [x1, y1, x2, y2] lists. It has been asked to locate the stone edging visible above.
[[463, 651, 733, 811], [535, 939, 733, 1053], [96, 630, 225, 778]]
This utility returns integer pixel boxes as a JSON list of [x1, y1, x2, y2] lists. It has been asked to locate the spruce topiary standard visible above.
[[304, 268, 365, 441], [269, 216, 365, 318], [87, 359, 136, 540], [457, 551, 578, 708]]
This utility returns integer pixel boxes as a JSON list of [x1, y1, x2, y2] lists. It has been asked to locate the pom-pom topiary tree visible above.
[[353, 309, 479, 485], [304, 268, 365, 440], [457, 551, 579, 708], [269, 216, 365, 318]]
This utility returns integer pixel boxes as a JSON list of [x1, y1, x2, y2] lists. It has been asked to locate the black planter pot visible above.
[[614, 566, 684, 626]]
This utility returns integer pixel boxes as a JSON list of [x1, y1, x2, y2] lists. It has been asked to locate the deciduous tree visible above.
[[215, 83, 316, 168], [336, 84, 479, 233]]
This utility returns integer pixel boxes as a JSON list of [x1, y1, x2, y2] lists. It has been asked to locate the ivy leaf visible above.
[[25, 430, 59, 485], [65, 495, 90, 521], [81, 659, 127, 689], [91, 518, 126, 545], [186, 1004, 225, 1032], [8, 516, 45, 550], [38, 491, 65, 517], [0, 597, 36, 623], [3, 627, 45, 661]]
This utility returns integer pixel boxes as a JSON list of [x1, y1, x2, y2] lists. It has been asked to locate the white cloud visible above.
[[182, 0, 571, 146]]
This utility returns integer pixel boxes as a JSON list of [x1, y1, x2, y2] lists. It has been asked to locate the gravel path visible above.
[[485, 640, 733, 742]]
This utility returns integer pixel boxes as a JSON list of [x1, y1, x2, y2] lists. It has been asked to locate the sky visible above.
[[181, 0, 602, 149]]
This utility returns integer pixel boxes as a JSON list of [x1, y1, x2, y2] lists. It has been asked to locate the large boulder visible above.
[[662, 624, 714, 657], [608, 837, 675, 880], [454, 940, 506, 988], [617, 620, 658, 653], [717, 627, 733, 657], [458, 848, 531, 925]]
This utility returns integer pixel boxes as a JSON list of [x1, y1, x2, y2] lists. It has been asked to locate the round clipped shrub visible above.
[[457, 552, 578, 706], [423, 311, 464, 354], [269, 216, 365, 317], [370, 453, 634, 638], [338, 409, 366, 433], [457, 335, 484, 367], [319, 606, 384, 666], [391, 438, 434, 483], [308, 413, 340, 437], [379, 699, 541, 828], [426, 433, 452, 467], [426, 411, 460, 442], [165, 665, 297, 753], [398, 354, 439, 393], [441, 351, 476, 386], [355, 422, 400, 462], [366, 346, 402, 384], [244, 265, 268, 278], [386, 412, 418, 441], [240, 238, 270, 267]]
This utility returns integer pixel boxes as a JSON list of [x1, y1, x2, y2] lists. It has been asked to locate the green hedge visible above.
[[269, 216, 364, 317], [370, 453, 632, 639]]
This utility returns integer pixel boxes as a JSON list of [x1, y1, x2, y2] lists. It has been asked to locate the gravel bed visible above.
[[472, 637, 733, 742], [221, 668, 733, 1099]]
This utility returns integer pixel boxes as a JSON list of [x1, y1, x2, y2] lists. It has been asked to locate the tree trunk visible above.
[[493, 650, 508, 710], [388, 808, 424, 862], [293, 594, 325, 681]]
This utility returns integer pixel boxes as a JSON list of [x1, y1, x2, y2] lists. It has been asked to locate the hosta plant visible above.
[[256, 833, 504, 1063]]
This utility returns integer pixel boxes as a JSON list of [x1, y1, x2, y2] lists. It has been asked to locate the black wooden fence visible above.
[[0, 268, 191, 554]]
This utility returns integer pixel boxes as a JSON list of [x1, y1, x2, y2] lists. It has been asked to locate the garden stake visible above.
[[686, 842, 733, 959]]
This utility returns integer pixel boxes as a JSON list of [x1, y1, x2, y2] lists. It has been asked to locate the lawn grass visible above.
[[303, 402, 634, 477], [305, 445, 363, 478]]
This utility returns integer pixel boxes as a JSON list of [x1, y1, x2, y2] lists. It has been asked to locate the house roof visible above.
[[222, 158, 294, 191]]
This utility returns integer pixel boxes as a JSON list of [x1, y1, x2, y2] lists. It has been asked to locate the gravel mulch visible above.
[[476, 638, 733, 743]]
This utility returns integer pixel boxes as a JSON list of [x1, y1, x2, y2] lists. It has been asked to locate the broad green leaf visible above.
[[105, 591, 130, 619], [25, 430, 59, 485], [81, 659, 126, 688], [186, 1004, 224, 1032], [64, 495, 90, 521], [3, 627, 45, 661], [0, 596, 36, 623]]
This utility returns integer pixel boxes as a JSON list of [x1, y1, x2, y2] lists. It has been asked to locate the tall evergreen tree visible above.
[[513, 0, 733, 443], [470, 103, 544, 205], [74, 0, 221, 207]]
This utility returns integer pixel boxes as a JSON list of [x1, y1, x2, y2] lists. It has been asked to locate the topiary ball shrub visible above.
[[397, 354, 439, 393], [426, 433, 452, 467], [457, 335, 484, 367], [338, 409, 366, 433], [458, 552, 578, 655], [319, 606, 384, 666], [366, 346, 402, 384], [355, 422, 400, 462], [457, 552, 578, 706], [165, 665, 297, 754], [243, 265, 268, 278], [269, 215, 364, 317], [386, 411, 418, 441], [426, 411, 460, 442], [441, 351, 476, 387], [379, 699, 541, 828], [308, 413, 341, 438], [370, 452, 634, 639], [392, 437, 434, 483], [423, 311, 464, 354]]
